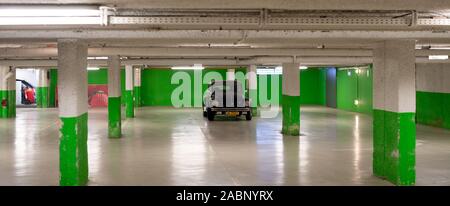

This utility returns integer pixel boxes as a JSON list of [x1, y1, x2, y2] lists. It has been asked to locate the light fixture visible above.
[[299, 66, 308, 70], [87, 67, 100, 70], [171, 65, 205, 70], [0, 5, 101, 25], [354, 99, 359, 106], [428, 55, 449, 60], [87, 57, 109, 60]]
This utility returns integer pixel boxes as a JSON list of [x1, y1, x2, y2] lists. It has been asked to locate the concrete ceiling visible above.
[[0, 1, 449, 67]]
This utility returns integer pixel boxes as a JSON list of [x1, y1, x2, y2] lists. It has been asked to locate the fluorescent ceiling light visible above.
[[87, 67, 100, 70], [0, 6, 101, 25], [87, 57, 108, 60], [430, 47, 450, 50], [0, 6, 100, 17], [428, 55, 449, 60], [171, 66, 205, 70], [0, 17, 101, 25], [300, 66, 308, 70]]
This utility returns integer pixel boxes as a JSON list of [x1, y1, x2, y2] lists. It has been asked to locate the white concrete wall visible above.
[[15, 69, 38, 105], [416, 63, 450, 93]]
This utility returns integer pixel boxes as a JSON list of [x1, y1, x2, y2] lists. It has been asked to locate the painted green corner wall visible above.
[[416, 91, 450, 130], [337, 66, 373, 115]]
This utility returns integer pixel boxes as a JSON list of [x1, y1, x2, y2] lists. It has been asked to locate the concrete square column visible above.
[[373, 40, 416, 185], [0, 65, 16, 118], [125, 65, 135, 118], [134, 67, 142, 107], [108, 55, 122, 138], [248, 65, 258, 116], [57, 39, 89, 186], [36, 68, 50, 108], [282, 63, 301, 136], [227, 68, 235, 80]]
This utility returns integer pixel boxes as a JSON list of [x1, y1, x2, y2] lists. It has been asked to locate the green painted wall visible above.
[[257, 68, 327, 107], [336, 66, 373, 115], [139, 67, 326, 107], [416, 91, 450, 130], [140, 68, 246, 106]]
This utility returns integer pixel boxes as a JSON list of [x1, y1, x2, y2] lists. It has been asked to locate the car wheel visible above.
[[203, 109, 207, 117], [207, 108, 215, 121], [246, 111, 252, 121]]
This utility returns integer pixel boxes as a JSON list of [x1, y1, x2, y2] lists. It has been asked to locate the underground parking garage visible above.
[[0, 0, 450, 194]]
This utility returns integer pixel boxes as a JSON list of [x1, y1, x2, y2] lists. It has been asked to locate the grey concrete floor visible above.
[[0, 106, 449, 186]]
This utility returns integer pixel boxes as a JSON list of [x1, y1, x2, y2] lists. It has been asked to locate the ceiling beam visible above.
[[0, 47, 373, 57], [0, 30, 449, 42], [3, 57, 449, 67]]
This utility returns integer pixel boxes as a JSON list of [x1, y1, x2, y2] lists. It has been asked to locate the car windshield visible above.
[[211, 82, 242, 93]]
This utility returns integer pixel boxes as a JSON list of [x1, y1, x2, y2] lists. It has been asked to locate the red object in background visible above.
[[88, 85, 109, 107], [90, 92, 108, 107], [1, 99, 7, 107], [25, 88, 35, 103]]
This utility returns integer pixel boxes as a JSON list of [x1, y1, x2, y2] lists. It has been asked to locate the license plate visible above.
[[226, 112, 239, 116]]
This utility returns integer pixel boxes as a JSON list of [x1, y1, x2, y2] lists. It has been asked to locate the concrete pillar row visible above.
[[36, 68, 50, 108], [247, 65, 258, 116], [108, 55, 122, 138], [227, 68, 235, 80], [125, 65, 135, 118], [133, 67, 142, 107], [0, 65, 16, 118], [281, 63, 301, 136], [57, 39, 89, 186], [373, 40, 416, 186]]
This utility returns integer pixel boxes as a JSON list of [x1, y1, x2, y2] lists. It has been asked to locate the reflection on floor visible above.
[[0, 106, 449, 186]]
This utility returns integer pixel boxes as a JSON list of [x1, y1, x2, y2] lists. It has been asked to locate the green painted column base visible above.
[[134, 86, 141, 107], [59, 113, 88, 186], [281, 94, 301, 136], [0, 90, 16, 118], [125, 90, 135, 118], [108, 96, 122, 138], [373, 109, 416, 186], [36, 87, 49, 108]]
